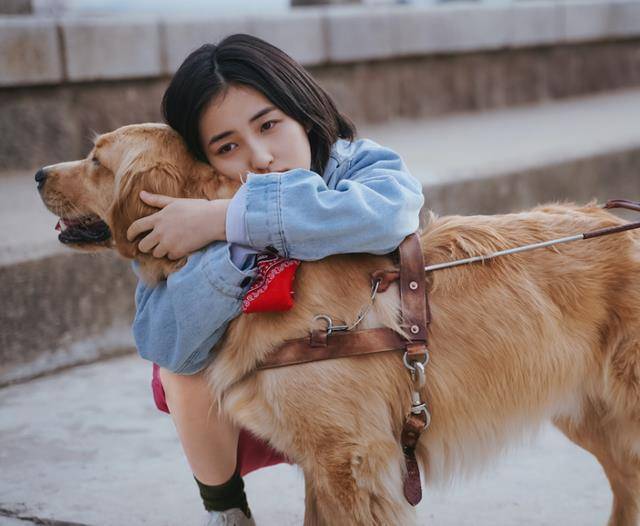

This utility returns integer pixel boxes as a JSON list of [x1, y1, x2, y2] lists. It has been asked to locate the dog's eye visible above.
[[92, 156, 101, 166]]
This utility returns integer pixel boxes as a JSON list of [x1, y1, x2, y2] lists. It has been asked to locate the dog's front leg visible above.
[[300, 440, 417, 526], [303, 475, 324, 526]]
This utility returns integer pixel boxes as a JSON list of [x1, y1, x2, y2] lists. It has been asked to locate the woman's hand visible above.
[[126, 191, 231, 260]]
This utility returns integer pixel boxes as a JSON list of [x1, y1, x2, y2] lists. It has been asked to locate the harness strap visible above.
[[254, 233, 429, 371], [401, 411, 429, 505], [255, 327, 407, 370], [398, 233, 429, 349], [254, 233, 431, 506], [396, 233, 430, 506]]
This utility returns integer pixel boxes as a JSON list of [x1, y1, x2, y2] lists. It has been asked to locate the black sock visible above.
[[194, 470, 251, 518]]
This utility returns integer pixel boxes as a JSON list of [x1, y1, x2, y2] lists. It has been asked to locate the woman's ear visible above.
[[109, 163, 183, 260]]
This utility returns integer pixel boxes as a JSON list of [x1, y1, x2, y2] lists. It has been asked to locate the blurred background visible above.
[[1, 0, 640, 525]]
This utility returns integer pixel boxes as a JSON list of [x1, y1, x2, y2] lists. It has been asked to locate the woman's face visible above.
[[199, 84, 312, 182]]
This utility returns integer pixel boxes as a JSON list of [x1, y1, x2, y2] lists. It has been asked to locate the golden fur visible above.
[[39, 124, 640, 525]]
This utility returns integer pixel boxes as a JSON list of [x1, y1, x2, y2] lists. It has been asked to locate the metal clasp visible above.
[[310, 277, 382, 335], [412, 405, 432, 429], [405, 350, 431, 430], [411, 361, 425, 388], [312, 314, 347, 336], [402, 349, 429, 372]]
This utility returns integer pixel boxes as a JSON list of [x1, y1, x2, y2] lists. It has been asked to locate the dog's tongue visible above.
[[55, 218, 82, 231]]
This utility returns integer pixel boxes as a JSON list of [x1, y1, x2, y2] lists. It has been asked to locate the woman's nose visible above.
[[250, 147, 274, 173]]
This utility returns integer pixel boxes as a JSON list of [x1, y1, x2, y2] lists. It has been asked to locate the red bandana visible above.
[[242, 253, 300, 313]]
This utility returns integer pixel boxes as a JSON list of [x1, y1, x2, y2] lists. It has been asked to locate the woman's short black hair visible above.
[[162, 33, 356, 174]]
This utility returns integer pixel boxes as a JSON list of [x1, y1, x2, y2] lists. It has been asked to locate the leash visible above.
[[424, 199, 640, 273]]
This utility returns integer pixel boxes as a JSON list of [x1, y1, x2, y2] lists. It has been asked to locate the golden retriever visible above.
[[37, 123, 640, 526]]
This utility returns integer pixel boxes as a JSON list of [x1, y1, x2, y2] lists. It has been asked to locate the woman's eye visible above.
[[217, 143, 236, 155], [261, 120, 279, 132]]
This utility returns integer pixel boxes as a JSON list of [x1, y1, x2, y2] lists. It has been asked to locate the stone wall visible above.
[[2, 1, 640, 170], [0, 0, 32, 15]]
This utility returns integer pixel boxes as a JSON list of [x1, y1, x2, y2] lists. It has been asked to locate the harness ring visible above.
[[402, 349, 430, 372]]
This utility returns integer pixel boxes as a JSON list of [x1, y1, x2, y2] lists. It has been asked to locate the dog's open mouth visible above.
[[55, 216, 112, 245]]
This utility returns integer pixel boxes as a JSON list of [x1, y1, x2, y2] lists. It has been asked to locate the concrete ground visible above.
[[0, 354, 613, 526]]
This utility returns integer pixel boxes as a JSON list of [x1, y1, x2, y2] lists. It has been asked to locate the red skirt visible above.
[[151, 363, 289, 477]]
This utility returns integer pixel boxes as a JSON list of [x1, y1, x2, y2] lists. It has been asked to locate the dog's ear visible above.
[[184, 159, 230, 200], [109, 162, 183, 260]]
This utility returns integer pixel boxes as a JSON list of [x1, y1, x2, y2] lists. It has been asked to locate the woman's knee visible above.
[[158, 367, 209, 405]]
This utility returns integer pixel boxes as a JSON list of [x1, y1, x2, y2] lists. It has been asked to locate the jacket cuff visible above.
[[200, 242, 257, 299], [229, 243, 258, 271], [225, 183, 251, 246], [244, 172, 287, 256]]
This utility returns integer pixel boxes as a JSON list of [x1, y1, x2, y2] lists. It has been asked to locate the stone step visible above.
[[2, 87, 640, 386], [0, 173, 137, 386], [362, 86, 640, 216]]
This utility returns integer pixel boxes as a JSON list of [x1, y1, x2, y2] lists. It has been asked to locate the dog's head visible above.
[[36, 123, 240, 283]]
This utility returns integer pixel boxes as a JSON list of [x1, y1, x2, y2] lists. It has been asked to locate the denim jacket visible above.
[[132, 138, 425, 374]]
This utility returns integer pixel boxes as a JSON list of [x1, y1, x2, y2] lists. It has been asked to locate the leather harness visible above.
[[251, 198, 640, 508], [256, 233, 430, 505]]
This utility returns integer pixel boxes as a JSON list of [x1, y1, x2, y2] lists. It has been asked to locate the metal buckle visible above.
[[311, 278, 382, 336], [312, 314, 347, 336]]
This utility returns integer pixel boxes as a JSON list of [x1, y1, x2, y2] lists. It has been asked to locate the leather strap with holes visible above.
[[254, 233, 428, 371]]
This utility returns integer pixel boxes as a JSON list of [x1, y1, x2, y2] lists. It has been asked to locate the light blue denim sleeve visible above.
[[226, 185, 260, 268], [225, 184, 251, 246], [243, 140, 425, 260], [131, 242, 256, 375]]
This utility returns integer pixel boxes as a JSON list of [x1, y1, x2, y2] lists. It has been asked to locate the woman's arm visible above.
[[131, 242, 256, 374], [229, 139, 425, 260]]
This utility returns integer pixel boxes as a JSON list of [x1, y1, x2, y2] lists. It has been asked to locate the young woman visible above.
[[127, 34, 424, 526]]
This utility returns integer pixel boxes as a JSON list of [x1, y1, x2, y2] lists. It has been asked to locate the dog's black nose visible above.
[[35, 168, 47, 191]]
